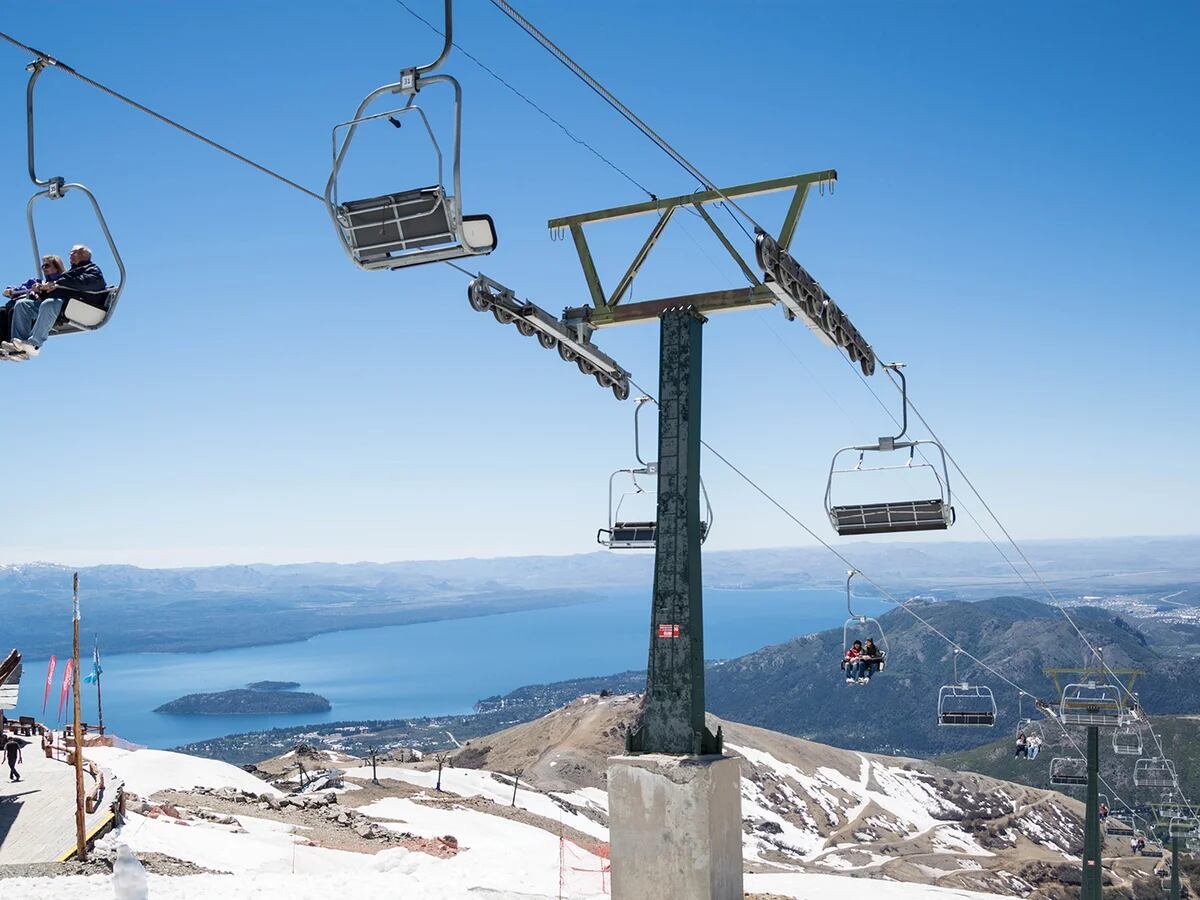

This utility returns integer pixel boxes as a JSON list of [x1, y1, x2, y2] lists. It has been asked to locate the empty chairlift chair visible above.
[[1049, 756, 1088, 788], [1133, 757, 1179, 790], [1059, 681, 1124, 727], [324, 1, 497, 271], [825, 365, 955, 537], [1112, 722, 1144, 756], [597, 397, 712, 550], [937, 650, 996, 726]]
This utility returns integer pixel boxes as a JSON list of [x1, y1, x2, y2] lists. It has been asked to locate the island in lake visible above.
[[155, 681, 330, 716]]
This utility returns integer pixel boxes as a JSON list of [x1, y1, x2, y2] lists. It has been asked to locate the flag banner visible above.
[[84, 639, 102, 684], [43, 655, 57, 716], [57, 658, 74, 722]]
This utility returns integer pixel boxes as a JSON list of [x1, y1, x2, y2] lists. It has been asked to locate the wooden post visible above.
[[436, 753, 445, 792], [511, 771, 520, 807], [371, 749, 379, 786], [72, 572, 87, 862]]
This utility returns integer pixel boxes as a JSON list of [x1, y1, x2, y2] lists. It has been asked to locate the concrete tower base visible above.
[[607, 753, 743, 900]]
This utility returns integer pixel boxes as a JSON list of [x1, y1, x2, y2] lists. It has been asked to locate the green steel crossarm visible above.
[[548, 170, 837, 228], [564, 285, 777, 329], [777, 183, 812, 252], [568, 223, 606, 310], [608, 207, 675, 307], [690, 202, 760, 287]]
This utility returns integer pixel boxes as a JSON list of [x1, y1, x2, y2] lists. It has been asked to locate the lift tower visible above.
[[1047, 666, 1144, 900], [509, 169, 875, 899]]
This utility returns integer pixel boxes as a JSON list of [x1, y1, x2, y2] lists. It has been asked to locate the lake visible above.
[[19, 586, 885, 748]]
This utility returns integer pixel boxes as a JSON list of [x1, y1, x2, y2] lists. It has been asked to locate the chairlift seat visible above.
[[1133, 757, 1178, 789], [937, 684, 997, 727], [1105, 819, 1135, 837], [830, 499, 952, 536], [1112, 724, 1143, 756], [1048, 757, 1089, 787], [602, 520, 709, 550], [335, 186, 496, 271], [51, 287, 117, 335]]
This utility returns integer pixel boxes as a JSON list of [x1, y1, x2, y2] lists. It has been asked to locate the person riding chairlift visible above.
[[859, 637, 883, 682], [1014, 731, 1028, 759], [1027, 733, 1042, 759], [842, 640, 864, 684]]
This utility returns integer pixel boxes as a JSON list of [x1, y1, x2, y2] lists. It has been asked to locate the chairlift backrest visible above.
[[1134, 757, 1179, 789], [1059, 681, 1123, 727], [824, 366, 955, 536], [1113, 722, 1144, 756], [1048, 756, 1088, 788], [324, 3, 497, 272]]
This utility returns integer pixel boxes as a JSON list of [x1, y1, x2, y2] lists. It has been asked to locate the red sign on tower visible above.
[[657, 624, 680, 639]]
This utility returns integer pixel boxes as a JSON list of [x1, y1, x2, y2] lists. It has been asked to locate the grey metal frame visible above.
[[1133, 757, 1179, 790], [1059, 681, 1124, 727], [1112, 722, 1144, 756], [1049, 756, 1089, 788], [598, 396, 712, 549], [824, 366, 955, 535], [937, 650, 996, 726], [323, 0, 494, 271], [24, 60, 125, 335], [467, 274, 632, 399], [842, 570, 889, 676]]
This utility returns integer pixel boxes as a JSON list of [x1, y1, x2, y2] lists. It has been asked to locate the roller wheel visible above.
[[467, 285, 490, 312], [595, 371, 614, 389], [558, 343, 578, 363], [537, 331, 557, 350], [515, 319, 536, 337], [611, 379, 631, 402], [492, 306, 515, 325], [577, 357, 597, 376]]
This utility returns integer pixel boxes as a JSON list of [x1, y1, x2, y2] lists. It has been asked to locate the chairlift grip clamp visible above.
[[398, 68, 421, 96], [47, 175, 66, 199]]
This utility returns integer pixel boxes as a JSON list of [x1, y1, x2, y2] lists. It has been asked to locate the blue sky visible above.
[[0, 1, 1196, 567]]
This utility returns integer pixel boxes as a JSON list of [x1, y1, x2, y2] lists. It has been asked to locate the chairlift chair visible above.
[[1048, 756, 1088, 788], [21, 60, 125, 340], [1134, 758, 1179, 790], [841, 570, 889, 681], [597, 397, 713, 550], [937, 649, 996, 726], [324, 1, 496, 272], [825, 365, 955, 536], [1015, 693, 1045, 742], [1113, 722, 1144, 756], [1059, 680, 1124, 727], [1168, 816, 1198, 838]]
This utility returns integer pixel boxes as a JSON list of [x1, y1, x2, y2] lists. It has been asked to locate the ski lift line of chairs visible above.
[[824, 364, 956, 537], [1048, 756, 1089, 789], [1113, 722, 1145, 756], [324, 0, 497, 272], [598, 397, 712, 550], [1134, 758, 1180, 790], [937, 649, 997, 727], [1059, 680, 1124, 728], [466, 274, 632, 401], [22, 58, 125, 339], [842, 570, 888, 681]]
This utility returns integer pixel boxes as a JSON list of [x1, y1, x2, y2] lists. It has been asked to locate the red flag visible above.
[[57, 658, 74, 722], [43, 655, 57, 716]]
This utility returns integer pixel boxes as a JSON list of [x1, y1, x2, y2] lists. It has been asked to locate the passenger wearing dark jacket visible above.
[[2, 254, 64, 346], [3, 244, 106, 358]]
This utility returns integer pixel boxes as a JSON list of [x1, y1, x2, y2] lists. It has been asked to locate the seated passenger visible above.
[[1027, 734, 1042, 759], [1014, 731, 1028, 759], [3, 244, 105, 359], [1099, 802, 1109, 820], [842, 640, 864, 684], [1, 255, 64, 349], [859, 637, 884, 682]]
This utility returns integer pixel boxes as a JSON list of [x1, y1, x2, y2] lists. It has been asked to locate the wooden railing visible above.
[[41, 729, 107, 813]]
